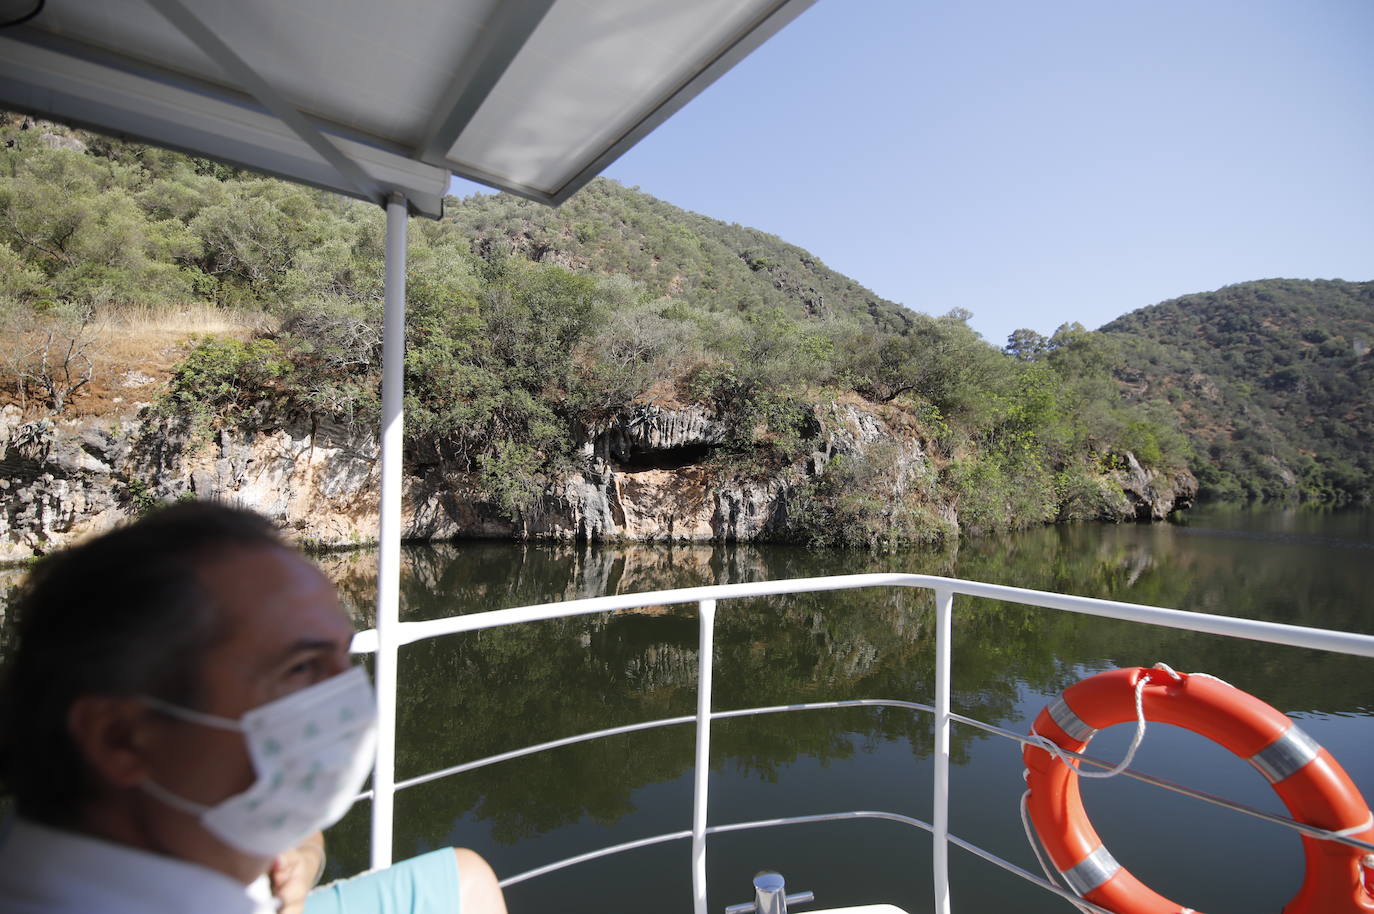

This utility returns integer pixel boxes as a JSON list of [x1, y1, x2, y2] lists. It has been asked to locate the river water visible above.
[[307, 504, 1373, 914], [1, 505, 1371, 912]]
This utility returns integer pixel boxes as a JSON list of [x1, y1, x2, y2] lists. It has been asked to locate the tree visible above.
[[849, 314, 1010, 420], [1005, 328, 1048, 361], [1, 302, 99, 413], [0, 130, 196, 309]]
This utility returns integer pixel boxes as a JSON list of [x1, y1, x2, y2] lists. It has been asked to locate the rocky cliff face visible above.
[[0, 401, 1195, 562], [1103, 451, 1198, 521], [2, 408, 136, 563]]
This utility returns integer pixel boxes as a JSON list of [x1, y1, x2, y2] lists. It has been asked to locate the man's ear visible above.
[[67, 696, 155, 789]]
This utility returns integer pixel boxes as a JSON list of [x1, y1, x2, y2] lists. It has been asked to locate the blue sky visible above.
[[453, 0, 1374, 348]]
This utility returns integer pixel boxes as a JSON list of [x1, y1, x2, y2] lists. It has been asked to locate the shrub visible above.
[[160, 336, 295, 432], [0, 300, 99, 413], [788, 447, 954, 550]]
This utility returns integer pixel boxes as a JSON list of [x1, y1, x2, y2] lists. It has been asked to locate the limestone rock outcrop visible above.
[[1102, 451, 1198, 521], [2, 407, 131, 562], [0, 400, 1196, 562]]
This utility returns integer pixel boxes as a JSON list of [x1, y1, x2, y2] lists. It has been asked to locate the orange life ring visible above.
[[1022, 666, 1374, 914]]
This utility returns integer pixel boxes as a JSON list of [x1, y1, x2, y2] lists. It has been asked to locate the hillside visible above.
[[2, 112, 1194, 552], [447, 179, 917, 334], [1101, 279, 1374, 503]]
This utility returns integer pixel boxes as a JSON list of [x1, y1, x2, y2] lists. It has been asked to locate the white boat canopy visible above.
[[0, 0, 815, 218]]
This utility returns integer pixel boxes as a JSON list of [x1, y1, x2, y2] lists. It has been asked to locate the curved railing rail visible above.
[[352, 698, 1374, 856], [350, 573, 1374, 914], [498, 810, 1119, 914]]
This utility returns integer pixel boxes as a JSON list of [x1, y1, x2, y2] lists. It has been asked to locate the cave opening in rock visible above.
[[615, 443, 716, 472]]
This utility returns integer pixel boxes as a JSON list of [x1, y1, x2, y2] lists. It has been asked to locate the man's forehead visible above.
[[197, 546, 352, 644]]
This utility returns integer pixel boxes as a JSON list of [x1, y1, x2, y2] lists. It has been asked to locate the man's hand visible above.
[[270, 832, 326, 914]]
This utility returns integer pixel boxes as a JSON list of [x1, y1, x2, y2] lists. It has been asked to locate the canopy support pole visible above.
[[370, 192, 408, 870]]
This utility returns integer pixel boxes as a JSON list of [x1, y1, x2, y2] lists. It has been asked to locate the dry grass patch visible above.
[[2, 303, 275, 419], [91, 302, 272, 356]]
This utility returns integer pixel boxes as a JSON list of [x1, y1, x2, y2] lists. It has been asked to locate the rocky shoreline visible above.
[[0, 402, 1196, 563]]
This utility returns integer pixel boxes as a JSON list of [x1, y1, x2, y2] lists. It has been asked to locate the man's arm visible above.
[[455, 848, 508, 914]]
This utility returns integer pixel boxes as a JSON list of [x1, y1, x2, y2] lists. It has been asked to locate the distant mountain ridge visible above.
[[1101, 278, 1373, 502]]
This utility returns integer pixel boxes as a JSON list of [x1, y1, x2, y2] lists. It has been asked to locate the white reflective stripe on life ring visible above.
[[1047, 696, 1098, 743], [1249, 725, 1321, 784], [1061, 845, 1120, 896]]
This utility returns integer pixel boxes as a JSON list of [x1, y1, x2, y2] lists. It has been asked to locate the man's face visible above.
[[136, 545, 356, 864], [195, 545, 357, 716]]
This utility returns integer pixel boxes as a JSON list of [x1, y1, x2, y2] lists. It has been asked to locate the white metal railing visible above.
[[349, 573, 1374, 914]]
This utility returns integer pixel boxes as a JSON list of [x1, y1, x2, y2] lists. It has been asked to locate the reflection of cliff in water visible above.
[[954, 519, 1374, 713], [315, 510, 1373, 867]]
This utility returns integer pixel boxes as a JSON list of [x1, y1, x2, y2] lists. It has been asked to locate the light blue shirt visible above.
[[0, 817, 273, 914]]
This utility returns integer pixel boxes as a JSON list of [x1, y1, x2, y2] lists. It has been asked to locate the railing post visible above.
[[370, 191, 407, 871], [692, 598, 717, 914], [932, 587, 954, 914]]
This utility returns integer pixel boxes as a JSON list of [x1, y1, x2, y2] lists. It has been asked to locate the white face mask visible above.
[[140, 666, 378, 858]]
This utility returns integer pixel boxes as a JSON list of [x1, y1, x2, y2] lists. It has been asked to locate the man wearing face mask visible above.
[[0, 503, 507, 914]]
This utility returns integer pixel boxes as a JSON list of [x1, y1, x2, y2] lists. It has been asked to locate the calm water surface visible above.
[[2, 505, 1371, 912], [306, 504, 1374, 914]]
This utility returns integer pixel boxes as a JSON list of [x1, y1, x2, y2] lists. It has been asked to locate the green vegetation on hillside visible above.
[[447, 180, 917, 334], [1, 113, 1191, 544], [1101, 279, 1373, 504]]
